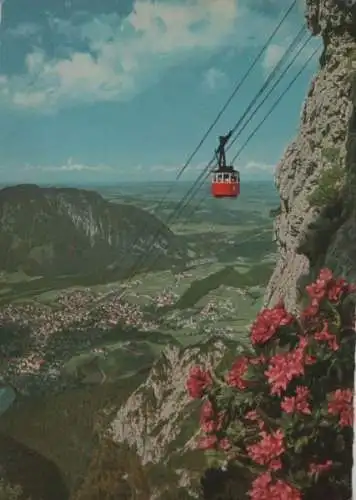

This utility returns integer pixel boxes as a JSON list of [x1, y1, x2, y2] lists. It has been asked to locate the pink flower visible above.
[[328, 389, 353, 427], [308, 460, 333, 475], [314, 321, 339, 351], [247, 429, 285, 470], [186, 366, 212, 399], [305, 268, 351, 306], [265, 350, 304, 396], [248, 472, 301, 500], [226, 356, 250, 390], [199, 400, 223, 434], [301, 303, 319, 319], [197, 433, 230, 451], [250, 303, 294, 346], [281, 386, 312, 415], [305, 269, 331, 304]]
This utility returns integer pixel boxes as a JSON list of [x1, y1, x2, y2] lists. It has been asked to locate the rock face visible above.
[[110, 339, 229, 463], [109, 338, 240, 496], [0, 184, 187, 277], [264, 0, 356, 311]]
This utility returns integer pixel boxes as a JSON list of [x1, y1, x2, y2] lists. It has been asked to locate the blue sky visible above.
[[0, 0, 321, 184]]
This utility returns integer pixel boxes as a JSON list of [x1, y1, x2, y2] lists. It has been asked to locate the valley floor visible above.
[[0, 182, 278, 496]]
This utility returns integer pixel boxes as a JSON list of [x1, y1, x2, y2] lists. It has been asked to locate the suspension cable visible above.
[[121, 0, 299, 276], [135, 42, 320, 280], [172, 31, 313, 223], [182, 43, 321, 226], [123, 29, 313, 287], [122, 45, 317, 293]]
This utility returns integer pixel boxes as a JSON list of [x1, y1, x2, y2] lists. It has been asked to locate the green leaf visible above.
[[293, 436, 310, 453]]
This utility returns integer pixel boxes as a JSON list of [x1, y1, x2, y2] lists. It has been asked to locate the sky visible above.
[[0, 0, 322, 185]]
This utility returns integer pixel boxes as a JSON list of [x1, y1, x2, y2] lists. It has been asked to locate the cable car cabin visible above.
[[211, 168, 240, 198]]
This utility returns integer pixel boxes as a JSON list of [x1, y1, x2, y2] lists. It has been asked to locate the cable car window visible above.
[[223, 174, 230, 181], [231, 175, 236, 182], [217, 174, 223, 182]]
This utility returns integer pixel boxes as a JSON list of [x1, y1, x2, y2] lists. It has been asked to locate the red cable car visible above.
[[211, 167, 240, 198], [211, 130, 240, 198]]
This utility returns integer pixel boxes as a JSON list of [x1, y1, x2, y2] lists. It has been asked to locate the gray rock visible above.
[[110, 339, 231, 464], [264, 0, 356, 311]]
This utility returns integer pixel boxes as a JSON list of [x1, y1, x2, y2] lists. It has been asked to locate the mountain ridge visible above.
[[0, 184, 188, 277]]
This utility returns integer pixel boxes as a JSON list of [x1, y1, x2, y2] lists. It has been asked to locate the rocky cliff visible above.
[[109, 337, 240, 497], [0, 184, 187, 277], [264, 0, 356, 311]]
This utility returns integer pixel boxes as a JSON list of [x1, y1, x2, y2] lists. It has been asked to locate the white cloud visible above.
[[261, 36, 320, 75], [0, 0, 241, 111], [262, 43, 286, 73], [0, 0, 304, 112], [202, 67, 227, 92], [241, 160, 275, 173], [149, 164, 177, 173], [24, 158, 115, 173]]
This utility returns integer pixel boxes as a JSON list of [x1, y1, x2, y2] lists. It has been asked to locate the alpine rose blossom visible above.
[[328, 389, 353, 427], [200, 400, 223, 433], [305, 268, 333, 305], [301, 303, 319, 319], [197, 435, 230, 451], [250, 302, 294, 345], [190, 269, 354, 500], [296, 336, 317, 365], [314, 321, 339, 351], [265, 350, 304, 396], [308, 460, 333, 475], [226, 356, 250, 389], [247, 429, 285, 470], [248, 472, 301, 500], [186, 366, 212, 399], [305, 268, 352, 306], [281, 386, 311, 415]]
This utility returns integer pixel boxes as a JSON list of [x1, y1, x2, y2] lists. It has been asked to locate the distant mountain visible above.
[[0, 184, 188, 277]]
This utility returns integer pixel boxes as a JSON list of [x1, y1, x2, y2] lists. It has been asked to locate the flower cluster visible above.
[[250, 302, 294, 345], [186, 269, 355, 500], [328, 389, 353, 427], [186, 366, 212, 399], [249, 472, 301, 500], [247, 429, 285, 471], [281, 386, 311, 415]]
